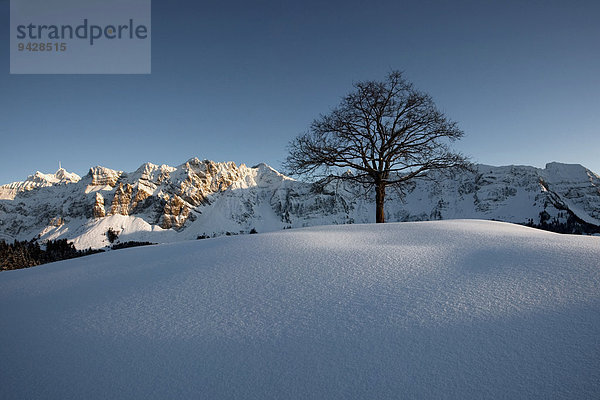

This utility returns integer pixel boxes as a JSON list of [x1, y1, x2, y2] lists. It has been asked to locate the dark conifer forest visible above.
[[0, 239, 102, 271]]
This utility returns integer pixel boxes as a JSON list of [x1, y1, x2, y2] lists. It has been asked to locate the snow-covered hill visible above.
[[1, 220, 599, 399], [0, 158, 599, 248]]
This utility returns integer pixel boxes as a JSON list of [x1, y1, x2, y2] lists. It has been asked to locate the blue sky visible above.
[[1, 0, 599, 184]]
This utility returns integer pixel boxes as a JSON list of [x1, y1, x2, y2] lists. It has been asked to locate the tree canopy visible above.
[[285, 71, 468, 222]]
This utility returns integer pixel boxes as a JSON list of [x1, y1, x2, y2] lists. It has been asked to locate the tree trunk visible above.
[[375, 182, 386, 223]]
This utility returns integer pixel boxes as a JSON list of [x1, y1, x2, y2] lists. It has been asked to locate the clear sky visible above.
[[1, 0, 599, 185]]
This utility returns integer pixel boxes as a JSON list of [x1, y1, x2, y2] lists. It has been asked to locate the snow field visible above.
[[1, 220, 599, 399]]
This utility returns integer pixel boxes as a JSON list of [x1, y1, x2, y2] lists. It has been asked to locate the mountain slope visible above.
[[0, 158, 599, 248], [1, 220, 599, 399]]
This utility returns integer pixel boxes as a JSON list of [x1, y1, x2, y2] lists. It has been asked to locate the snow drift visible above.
[[1, 220, 599, 399]]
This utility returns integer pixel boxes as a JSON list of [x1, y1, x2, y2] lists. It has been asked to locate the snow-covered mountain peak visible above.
[[544, 162, 594, 182], [86, 166, 122, 187], [0, 168, 81, 200], [30, 168, 80, 184], [134, 162, 159, 173], [129, 162, 175, 184], [53, 167, 80, 182], [252, 162, 295, 182]]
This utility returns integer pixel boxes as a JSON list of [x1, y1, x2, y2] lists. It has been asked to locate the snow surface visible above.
[[1, 220, 599, 399]]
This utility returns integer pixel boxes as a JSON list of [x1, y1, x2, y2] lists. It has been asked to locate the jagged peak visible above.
[[25, 168, 81, 184], [0, 167, 81, 200], [133, 162, 173, 175], [177, 159, 240, 177], [181, 157, 213, 168], [135, 162, 160, 172], [54, 167, 81, 182], [87, 166, 123, 187], [251, 162, 295, 182], [252, 162, 276, 174], [186, 157, 202, 165], [88, 165, 121, 175]]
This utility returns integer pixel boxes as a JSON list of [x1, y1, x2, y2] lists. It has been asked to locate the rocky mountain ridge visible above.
[[0, 158, 598, 248]]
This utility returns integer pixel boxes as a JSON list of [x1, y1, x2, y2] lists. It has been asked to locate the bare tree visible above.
[[284, 71, 468, 223]]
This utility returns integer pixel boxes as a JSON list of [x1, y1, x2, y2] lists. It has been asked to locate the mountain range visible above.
[[0, 158, 599, 249]]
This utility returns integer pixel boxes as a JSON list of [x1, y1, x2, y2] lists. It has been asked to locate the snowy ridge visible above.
[[0, 159, 599, 248], [0, 168, 80, 200], [1, 220, 599, 398]]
